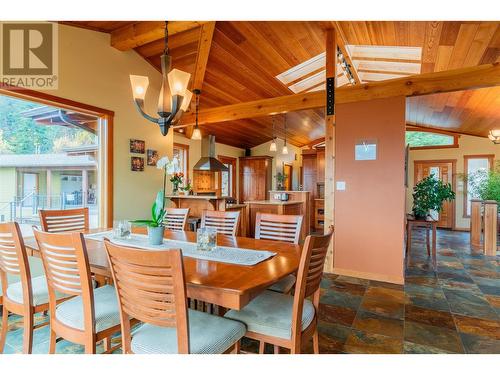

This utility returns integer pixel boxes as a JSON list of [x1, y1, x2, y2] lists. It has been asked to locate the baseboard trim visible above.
[[332, 267, 404, 285]]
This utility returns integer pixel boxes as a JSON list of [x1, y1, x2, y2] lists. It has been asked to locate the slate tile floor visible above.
[[1, 229, 498, 354]]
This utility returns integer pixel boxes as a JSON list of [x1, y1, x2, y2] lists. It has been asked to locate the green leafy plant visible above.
[[131, 191, 165, 227], [412, 174, 455, 218], [182, 180, 192, 192], [275, 172, 287, 190]]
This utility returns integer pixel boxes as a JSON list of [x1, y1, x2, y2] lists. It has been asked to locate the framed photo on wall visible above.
[[130, 139, 145, 154], [147, 149, 159, 166], [131, 156, 144, 172]]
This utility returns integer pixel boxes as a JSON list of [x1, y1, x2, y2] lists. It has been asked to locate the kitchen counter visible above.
[[244, 200, 302, 205], [166, 195, 224, 200], [246, 200, 305, 238], [226, 203, 247, 209]]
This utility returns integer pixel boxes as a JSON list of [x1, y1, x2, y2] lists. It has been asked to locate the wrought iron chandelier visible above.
[[129, 21, 193, 136]]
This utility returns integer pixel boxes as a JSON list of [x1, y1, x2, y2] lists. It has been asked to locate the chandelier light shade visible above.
[[488, 130, 500, 144], [129, 21, 192, 136]]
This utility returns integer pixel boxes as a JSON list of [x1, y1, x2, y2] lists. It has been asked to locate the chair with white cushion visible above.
[[162, 208, 190, 231], [0, 222, 55, 354], [224, 228, 334, 354], [255, 213, 303, 294], [103, 239, 246, 354], [33, 228, 122, 354]]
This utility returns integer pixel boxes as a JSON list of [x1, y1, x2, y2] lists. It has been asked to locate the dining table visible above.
[[23, 228, 301, 311]]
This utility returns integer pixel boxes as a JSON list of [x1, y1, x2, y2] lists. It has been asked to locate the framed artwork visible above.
[[131, 156, 144, 172], [130, 139, 145, 154], [147, 149, 159, 166]]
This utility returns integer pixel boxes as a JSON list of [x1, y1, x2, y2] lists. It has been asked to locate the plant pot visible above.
[[147, 226, 165, 245]]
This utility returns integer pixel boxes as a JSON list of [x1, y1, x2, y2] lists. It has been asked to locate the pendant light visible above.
[[282, 115, 289, 155], [191, 89, 202, 140], [488, 130, 500, 144], [129, 21, 193, 136], [269, 116, 277, 152]]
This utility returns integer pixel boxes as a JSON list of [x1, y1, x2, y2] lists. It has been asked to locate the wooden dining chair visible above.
[[225, 228, 334, 354], [103, 239, 246, 354], [39, 208, 89, 233], [201, 210, 240, 236], [33, 228, 122, 354], [162, 208, 190, 231], [0, 222, 54, 354], [255, 213, 303, 294]]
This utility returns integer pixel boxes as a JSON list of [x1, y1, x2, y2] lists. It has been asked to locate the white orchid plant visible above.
[[131, 156, 180, 228]]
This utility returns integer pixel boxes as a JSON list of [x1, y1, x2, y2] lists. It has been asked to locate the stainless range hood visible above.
[[193, 135, 229, 172]]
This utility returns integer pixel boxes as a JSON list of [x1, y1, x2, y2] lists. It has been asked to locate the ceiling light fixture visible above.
[[337, 47, 356, 85], [282, 115, 289, 155], [269, 116, 277, 152], [191, 89, 202, 140], [129, 21, 192, 136], [488, 130, 500, 144]]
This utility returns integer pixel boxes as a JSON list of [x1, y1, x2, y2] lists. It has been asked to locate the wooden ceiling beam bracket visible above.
[[111, 21, 207, 51], [175, 62, 500, 127], [333, 21, 361, 85]]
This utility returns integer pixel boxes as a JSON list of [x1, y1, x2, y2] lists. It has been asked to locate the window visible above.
[[0, 91, 112, 231], [173, 143, 189, 177], [464, 155, 494, 217], [406, 131, 457, 149], [218, 156, 237, 198]]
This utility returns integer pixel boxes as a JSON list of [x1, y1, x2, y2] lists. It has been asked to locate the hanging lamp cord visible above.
[[164, 21, 169, 55], [195, 91, 200, 128], [284, 114, 287, 145]]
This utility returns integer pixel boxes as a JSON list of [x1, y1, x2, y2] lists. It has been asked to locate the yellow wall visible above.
[[173, 133, 245, 198], [40, 24, 170, 220], [407, 134, 500, 230], [251, 139, 303, 190]]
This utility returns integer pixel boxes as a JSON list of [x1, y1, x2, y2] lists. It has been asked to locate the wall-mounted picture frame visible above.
[[147, 149, 159, 166], [131, 156, 144, 172], [129, 139, 145, 154]]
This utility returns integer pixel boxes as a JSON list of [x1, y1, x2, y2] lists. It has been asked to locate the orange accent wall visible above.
[[334, 96, 406, 284]]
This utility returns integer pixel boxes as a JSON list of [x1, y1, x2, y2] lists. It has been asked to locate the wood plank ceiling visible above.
[[61, 21, 500, 148]]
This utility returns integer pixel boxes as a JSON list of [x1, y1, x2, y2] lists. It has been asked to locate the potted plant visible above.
[[275, 172, 287, 191], [412, 174, 455, 219], [131, 191, 166, 245], [180, 180, 192, 196], [157, 156, 180, 195]]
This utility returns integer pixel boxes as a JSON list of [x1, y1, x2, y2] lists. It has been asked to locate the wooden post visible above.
[[483, 200, 498, 256], [470, 199, 482, 249], [46, 169, 52, 208], [324, 28, 336, 273]]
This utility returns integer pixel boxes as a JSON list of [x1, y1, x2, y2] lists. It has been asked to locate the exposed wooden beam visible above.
[[111, 21, 207, 51], [185, 22, 216, 139], [176, 63, 500, 127], [333, 21, 361, 85], [192, 22, 216, 91]]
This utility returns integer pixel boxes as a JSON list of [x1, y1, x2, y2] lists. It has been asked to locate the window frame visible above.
[[217, 155, 237, 198], [463, 154, 495, 218], [406, 128, 459, 150], [0, 85, 114, 227], [173, 142, 189, 179]]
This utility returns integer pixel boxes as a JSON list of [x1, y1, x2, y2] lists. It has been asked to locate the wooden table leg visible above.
[[426, 226, 431, 256], [432, 223, 437, 270], [406, 222, 412, 268]]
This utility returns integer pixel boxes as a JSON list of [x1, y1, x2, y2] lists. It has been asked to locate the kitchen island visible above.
[[245, 200, 305, 239]]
